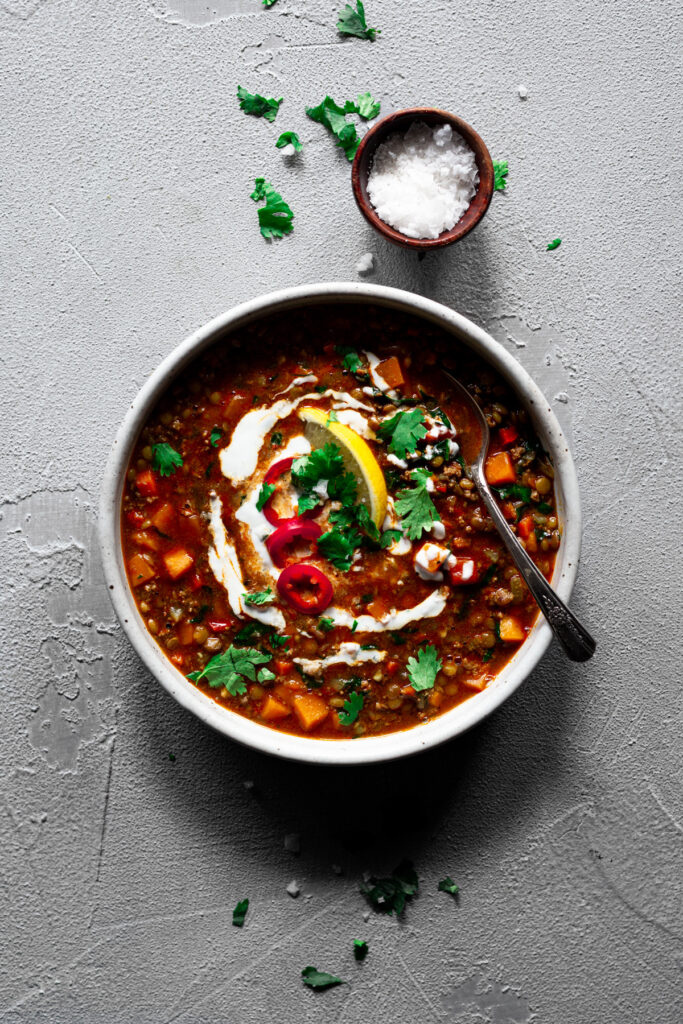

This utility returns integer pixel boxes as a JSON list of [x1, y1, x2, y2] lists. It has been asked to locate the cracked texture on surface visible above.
[[0, 1, 681, 1022]]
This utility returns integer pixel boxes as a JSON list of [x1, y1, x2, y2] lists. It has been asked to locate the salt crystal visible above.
[[362, 910, 370, 922], [367, 121, 479, 240], [517, 84, 529, 99], [279, 143, 296, 158], [286, 879, 301, 898], [356, 252, 375, 276], [284, 833, 300, 853]]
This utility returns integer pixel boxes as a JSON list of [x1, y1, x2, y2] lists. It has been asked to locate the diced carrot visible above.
[[461, 675, 487, 692], [376, 356, 405, 389], [385, 659, 400, 676], [135, 469, 158, 498], [485, 451, 516, 486], [517, 515, 535, 540], [401, 685, 416, 697], [129, 552, 155, 586], [132, 530, 160, 552], [523, 530, 538, 553], [261, 695, 291, 722], [274, 659, 293, 675], [177, 622, 195, 646], [163, 548, 194, 580], [499, 426, 519, 446], [502, 501, 517, 522], [499, 616, 525, 642], [170, 652, 184, 667], [428, 691, 443, 708], [292, 693, 328, 732], [367, 596, 391, 619], [151, 502, 175, 534], [126, 509, 145, 527]]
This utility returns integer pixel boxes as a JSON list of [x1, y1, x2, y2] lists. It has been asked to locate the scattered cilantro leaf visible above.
[[353, 939, 368, 961], [318, 527, 361, 571], [538, 501, 553, 513], [482, 649, 493, 662], [262, 0, 278, 7], [237, 85, 282, 123], [438, 877, 460, 896], [232, 898, 249, 927], [306, 96, 360, 160], [152, 443, 183, 477], [339, 689, 363, 726], [351, 91, 380, 119], [493, 159, 509, 192], [168, 752, 175, 762], [547, 237, 562, 250], [319, 617, 335, 632], [351, 619, 358, 633], [276, 130, 303, 152], [335, 344, 363, 374], [256, 482, 275, 511], [337, 1, 379, 41], [395, 468, 441, 540], [301, 966, 344, 990], [326, 409, 339, 424], [189, 646, 271, 695], [406, 644, 442, 692], [250, 178, 294, 239], [494, 483, 531, 503], [377, 408, 427, 459], [270, 431, 283, 447], [258, 666, 276, 683], [361, 859, 418, 916], [380, 529, 402, 548], [190, 604, 209, 624], [292, 443, 345, 490], [209, 428, 222, 448], [243, 588, 274, 606]]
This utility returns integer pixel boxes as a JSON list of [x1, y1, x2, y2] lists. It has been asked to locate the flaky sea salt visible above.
[[355, 252, 375, 276], [367, 122, 479, 240]]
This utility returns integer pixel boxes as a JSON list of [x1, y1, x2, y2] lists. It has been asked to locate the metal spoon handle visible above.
[[473, 465, 596, 662]]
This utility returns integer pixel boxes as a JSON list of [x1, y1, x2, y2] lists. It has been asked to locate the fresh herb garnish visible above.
[[538, 501, 553, 513], [350, 619, 358, 632], [547, 238, 562, 250], [317, 527, 361, 572], [292, 443, 356, 513], [348, 91, 380, 119], [377, 408, 427, 459], [270, 431, 283, 447], [152, 442, 183, 477], [210, 428, 222, 447], [406, 644, 442, 692], [361, 859, 418, 916], [395, 467, 441, 540], [256, 481, 275, 511], [482, 649, 493, 663], [326, 409, 339, 424], [232, 898, 249, 927], [493, 159, 509, 192], [301, 966, 344, 990], [335, 344, 363, 374], [494, 483, 532, 503], [314, 384, 327, 394], [306, 96, 360, 161], [438, 877, 460, 896], [187, 646, 272, 695], [250, 178, 294, 239], [243, 588, 274, 606], [237, 85, 282, 122], [337, 1, 379, 40], [353, 939, 369, 961], [190, 604, 209, 624], [339, 689, 363, 726], [262, 0, 278, 6], [389, 630, 405, 645], [379, 528, 402, 548], [319, 616, 335, 632], [276, 130, 303, 152], [479, 563, 497, 586]]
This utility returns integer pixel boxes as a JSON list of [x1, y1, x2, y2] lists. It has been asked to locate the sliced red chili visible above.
[[499, 426, 519, 446], [266, 519, 322, 568], [276, 563, 333, 615], [448, 557, 480, 586], [207, 619, 231, 633], [262, 457, 315, 526]]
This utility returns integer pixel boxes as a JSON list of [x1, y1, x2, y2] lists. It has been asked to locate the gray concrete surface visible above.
[[1, 1, 681, 1021]]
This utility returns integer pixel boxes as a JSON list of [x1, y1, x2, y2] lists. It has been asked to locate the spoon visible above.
[[441, 369, 596, 662]]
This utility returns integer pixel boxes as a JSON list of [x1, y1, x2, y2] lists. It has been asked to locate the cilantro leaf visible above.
[[394, 468, 441, 540], [339, 689, 363, 726], [258, 666, 276, 683], [301, 966, 344, 990], [377, 408, 427, 459], [250, 178, 294, 240], [232, 898, 249, 926], [353, 939, 368, 961], [494, 483, 531, 503], [351, 91, 380, 120], [306, 96, 361, 161], [326, 409, 339, 424], [547, 237, 562, 250], [438, 877, 460, 896], [237, 85, 282, 122], [270, 431, 283, 447], [406, 644, 442, 692], [319, 616, 335, 632], [263, 0, 278, 6], [276, 130, 302, 152], [361, 859, 418, 916], [317, 527, 361, 571], [190, 604, 209, 624], [152, 442, 183, 477], [335, 344, 363, 373], [380, 529, 402, 548], [292, 443, 345, 490], [189, 646, 271, 695], [243, 588, 274, 606], [493, 159, 509, 192], [256, 481, 275, 511], [337, 1, 379, 41], [210, 428, 222, 447]]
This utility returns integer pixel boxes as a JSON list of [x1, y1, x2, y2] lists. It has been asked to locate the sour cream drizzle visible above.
[[326, 588, 448, 632], [293, 642, 386, 676]]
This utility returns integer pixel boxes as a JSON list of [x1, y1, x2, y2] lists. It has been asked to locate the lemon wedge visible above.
[[298, 406, 387, 528]]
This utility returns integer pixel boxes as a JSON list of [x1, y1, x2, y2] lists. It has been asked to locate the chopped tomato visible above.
[[126, 509, 145, 527], [485, 451, 516, 486], [188, 572, 205, 592], [135, 469, 158, 498], [499, 426, 519, 446], [448, 558, 479, 585]]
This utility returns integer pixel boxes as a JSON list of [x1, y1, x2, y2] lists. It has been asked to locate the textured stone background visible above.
[[1, 1, 681, 1022]]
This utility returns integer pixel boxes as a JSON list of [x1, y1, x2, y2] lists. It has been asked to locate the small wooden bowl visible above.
[[351, 107, 494, 251]]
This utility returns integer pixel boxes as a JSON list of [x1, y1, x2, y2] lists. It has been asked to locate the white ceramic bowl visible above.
[[99, 283, 582, 765]]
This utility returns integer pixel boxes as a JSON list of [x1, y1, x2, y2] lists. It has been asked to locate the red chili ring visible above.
[[276, 563, 333, 615], [262, 457, 316, 526], [265, 519, 322, 569]]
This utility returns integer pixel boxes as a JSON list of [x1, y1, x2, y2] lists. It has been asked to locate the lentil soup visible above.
[[121, 304, 559, 739]]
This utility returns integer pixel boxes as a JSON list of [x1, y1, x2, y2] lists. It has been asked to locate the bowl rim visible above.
[[99, 282, 582, 766], [351, 107, 495, 250]]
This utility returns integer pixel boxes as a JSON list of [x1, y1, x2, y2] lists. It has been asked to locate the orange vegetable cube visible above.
[[131, 530, 160, 552], [261, 695, 291, 722], [485, 451, 516, 486], [376, 356, 405, 389], [163, 548, 194, 580], [499, 616, 525, 643], [292, 693, 328, 732], [129, 552, 156, 586], [517, 514, 535, 540], [135, 469, 158, 498], [367, 596, 391, 619], [177, 622, 195, 646], [151, 502, 175, 534]]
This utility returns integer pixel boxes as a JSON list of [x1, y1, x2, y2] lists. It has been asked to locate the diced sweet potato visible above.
[[177, 622, 195, 646], [151, 502, 175, 534], [132, 530, 160, 552], [376, 356, 405, 389], [129, 552, 156, 586], [135, 469, 158, 498], [367, 595, 391, 619], [499, 615, 525, 643], [485, 451, 516, 486], [292, 693, 328, 732], [517, 515, 535, 540], [260, 695, 291, 722], [163, 548, 194, 580]]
